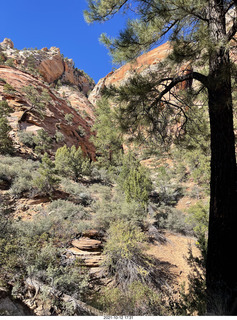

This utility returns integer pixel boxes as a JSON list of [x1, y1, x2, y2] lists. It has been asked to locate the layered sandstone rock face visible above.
[[0, 39, 95, 96], [37, 48, 64, 83], [89, 42, 172, 105], [57, 85, 95, 126], [0, 38, 97, 158], [67, 232, 104, 268], [0, 65, 95, 159]]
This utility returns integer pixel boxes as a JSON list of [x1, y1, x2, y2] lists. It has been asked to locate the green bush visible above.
[[10, 173, 35, 197], [54, 130, 65, 143], [25, 54, 39, 76], [18, 131, 35, 148], [22, 85, 51, 119], [64, 113, 74, 124], [91, 97, 123, 167], [0, 117, 13, 154], [153, 166, 183, 206], [0, 156, 39, 195], [15, 215, 53, 238], [186, 201, 209, 260], [60, 178, 92, 205], [33, 130, 53, 155], [174, 203, 209, 316], [90, 166, 113, 184], [18, 129, 54, 155], [33, 153, 59, 195], [3, 83, 16, 94], [0, 200, 90, 305], [102, 220, 156, 288], [15, 196, 92, 246], [186, 202, 209, 238], [0, 52, 6, 64], [118, 153, 152, 206], [46, 199, 88, 220], [93, 195, 147, 230], [24, 243, 89, 299], [98, 281, 166, 315], [4, 58, 15, 67], [55, 145, 91, 180], [155, 205, 193, 235]]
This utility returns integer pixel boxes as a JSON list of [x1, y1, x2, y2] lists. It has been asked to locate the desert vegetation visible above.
[[0, 101, 210, 314], [1, 0, 237, 315]]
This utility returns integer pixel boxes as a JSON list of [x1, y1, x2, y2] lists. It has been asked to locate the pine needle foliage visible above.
[[33, 153, 59, 195], [91, 97, 123, 167], [0, 101, 13, 154], [55, 145, 91, 181], [118, 152, 152, 206], [22, 85, 51, 119]]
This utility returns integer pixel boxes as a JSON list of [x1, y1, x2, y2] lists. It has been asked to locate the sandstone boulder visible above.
[[89, 267, 103, 278], [80, 256, 104, 267], [68, 248, 101, 256], [38, 53, 64, 83], [71, 237, 102, 250], [82, 229, 103, 238]]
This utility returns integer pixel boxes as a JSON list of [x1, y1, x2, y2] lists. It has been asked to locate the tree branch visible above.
[[224, 1, 235, 15], [143, 71, 208, 116], [157, 71, 208, 102], [227, 17, 237, 42], [86, 0, 129, 21]]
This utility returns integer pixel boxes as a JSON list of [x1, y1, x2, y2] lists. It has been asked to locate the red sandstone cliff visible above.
[[0, 38, 97, 159], [89, 42, 172, 105], [0, 38, 95, 96], [0, 65, 95, 159]]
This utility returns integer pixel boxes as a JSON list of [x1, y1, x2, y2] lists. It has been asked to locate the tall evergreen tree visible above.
[[91, 97, 123, 166], [0, 100, 13, 154], [55, 145, 91, 180], [85, 0, 237, 314]]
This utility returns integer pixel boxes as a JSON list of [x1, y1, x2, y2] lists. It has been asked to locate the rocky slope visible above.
[[0, 65, 95, 159], [0, 38, 95, 95], [0, 38, 96, 159]]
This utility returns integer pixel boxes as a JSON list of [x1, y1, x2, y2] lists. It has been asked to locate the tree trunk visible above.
[[206, 0, 237, 314]]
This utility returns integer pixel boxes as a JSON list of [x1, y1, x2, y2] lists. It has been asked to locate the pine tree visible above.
[[85, 0, 237, 314], [21, 85, 51, 119], [91, 97, 123, 167], [118, 153, 152, 206], [55, 145, 91, 181], [33, 153, 59, 195], [0, 100, 13, 154]]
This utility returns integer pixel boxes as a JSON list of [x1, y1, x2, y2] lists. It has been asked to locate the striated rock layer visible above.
[[0, 65, 96, 159], [0, 38, 95, 96], [89, 42, 172, 105]]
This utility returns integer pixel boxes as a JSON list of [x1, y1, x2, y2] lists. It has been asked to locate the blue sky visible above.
[[0, 0, 129, 83]]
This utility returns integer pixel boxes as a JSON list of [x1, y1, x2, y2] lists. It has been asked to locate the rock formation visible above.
[[0, 38, 14, 49], [0, 65, 95, 159], [0, 38, 97, 159], [67, 231, 104, 268], [0, 39, 95, 96], [89, 41, 172, 105]]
